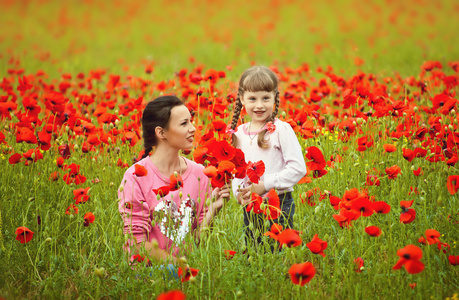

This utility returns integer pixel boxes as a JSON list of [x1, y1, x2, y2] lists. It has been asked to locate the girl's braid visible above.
[[270, 89, 280, 121], [230, 86, 244, 130]]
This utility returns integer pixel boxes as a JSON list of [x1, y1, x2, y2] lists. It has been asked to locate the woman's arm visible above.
[[198, 184, 230, 236]]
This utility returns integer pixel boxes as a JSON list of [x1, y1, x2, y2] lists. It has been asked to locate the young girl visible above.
[[118, 95, 230, 273], [230, 66, 307, 247]]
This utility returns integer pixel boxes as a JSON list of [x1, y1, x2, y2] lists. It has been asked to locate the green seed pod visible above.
[[437, 196, 443, 206]]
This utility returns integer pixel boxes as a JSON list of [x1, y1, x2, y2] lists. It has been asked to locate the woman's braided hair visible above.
[[230, 66, 280, 148], [141, 95, 184, 159]]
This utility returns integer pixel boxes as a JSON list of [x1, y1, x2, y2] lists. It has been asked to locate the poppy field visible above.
[[1, 0, 459, 299]]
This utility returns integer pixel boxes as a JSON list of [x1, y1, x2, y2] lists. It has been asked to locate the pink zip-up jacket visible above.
[[118, 156, 211, 257]]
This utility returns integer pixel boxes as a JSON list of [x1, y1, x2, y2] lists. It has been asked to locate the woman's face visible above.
[[161, 105, 195, 149]]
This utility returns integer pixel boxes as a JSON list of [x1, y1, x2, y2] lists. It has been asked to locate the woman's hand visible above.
[[212, 183, 231, 210]]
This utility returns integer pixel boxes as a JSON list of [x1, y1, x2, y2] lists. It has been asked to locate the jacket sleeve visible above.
[[263, 122, 307, 191], [118, 172, 152, 244]]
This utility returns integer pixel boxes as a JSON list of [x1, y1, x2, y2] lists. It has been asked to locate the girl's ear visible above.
[[155, 126, 166, 140]]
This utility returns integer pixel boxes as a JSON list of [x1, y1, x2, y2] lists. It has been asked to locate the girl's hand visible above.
[[251, 181, 266, 196], [237, 181, 266, 206]]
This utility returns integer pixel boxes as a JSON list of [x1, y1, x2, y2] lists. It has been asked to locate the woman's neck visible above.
[[149, 145, 185, 177]]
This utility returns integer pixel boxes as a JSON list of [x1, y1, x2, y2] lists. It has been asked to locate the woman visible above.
[[118, 95, 230, 266]]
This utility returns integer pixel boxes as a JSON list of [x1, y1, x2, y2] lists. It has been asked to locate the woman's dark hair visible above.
[[141, 95, 184, 159]]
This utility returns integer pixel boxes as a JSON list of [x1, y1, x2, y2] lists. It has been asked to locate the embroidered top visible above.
[[118, 157, 211, 257]]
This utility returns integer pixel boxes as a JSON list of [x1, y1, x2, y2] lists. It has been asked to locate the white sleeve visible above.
[[263, 122, 307, 191]]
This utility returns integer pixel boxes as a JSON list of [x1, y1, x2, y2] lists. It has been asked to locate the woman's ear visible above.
[[155, 126, 166, 140]]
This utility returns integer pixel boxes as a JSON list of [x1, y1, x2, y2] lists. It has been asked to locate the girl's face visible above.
[[161, 105, 195, 149], [241, 91, 275, 127]]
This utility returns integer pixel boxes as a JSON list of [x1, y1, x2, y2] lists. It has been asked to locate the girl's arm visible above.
[[263, 121, 307, 191]]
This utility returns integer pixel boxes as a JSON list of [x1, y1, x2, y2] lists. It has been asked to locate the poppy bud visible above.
[[94, 267, 105, 278], [115, 119, 119, 125], [413, 106, 418, 112], [109, 182, 114, 187], [74, 144, 79, 150], [189, 276, 197, 283], [156, 194, 161, 200], [119, 184, 124, 192], [236, 290, 243, 297], [179, 191, 183, 198], [448, 125, 453, 130], [314, 206, 321, 214], [281, 111, 286, 118], [151, 239, 159, 249], [46, 237, 52, 243], [260, 203, 266, 210], [437, 196, 443, 206], [410, 165, 415, 171]]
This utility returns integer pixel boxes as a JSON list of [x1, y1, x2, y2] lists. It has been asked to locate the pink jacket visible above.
[[118, 156, 211, 257]]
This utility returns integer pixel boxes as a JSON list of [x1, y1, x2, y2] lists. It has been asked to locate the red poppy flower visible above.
[[448, 255, 459, 266], [278, 229, 302, 248], [204, 160, 235, 188], [133, 164, 148, 177], [73, 187, 90, 204], [357, 136, 374, 152], [169, 173, 183, 191], [412, 167, 423, 176], [306, 234, 328, 257], [366, 174, 380, 186], [383, 144, 397, 153], [9, 153, 22, 164], [385, 165, 401, 179], [305, 146, 326, 171], [49, 171, 60, 181], [208, 140, 236, 161], [224, 250, 236, 260], [264, 223, 283, 241], [56, 156, 65, 168], [329, 195, 341, 210], [372, 201, 391, 214], [354, 257, 364, 273], [400, 207, 416, 224], [365, 226, 381, 237], [157, 290, 186, 300], [402, 148, 415, 162], [178, 266, 199, 282], [84, 212, 95, 227], [15, 227, 34, 243], [211, 120, 227, 134], [65, 204, 79, 215], [425, 229, 440, 245], [409, 283, 417, 289], [266, 121, 276, 133], [393, 244, 425, 274], [312, 169, 328, 178], [246, 193, 263, 214], [447, 175, 459, 195], [263, 189, 281, 220], [153, 185, 171, 197], [246, 160, 265, 184], [288, 262, 315, 286], [351, 198, 374, 217], [437, 242, 450, 253]]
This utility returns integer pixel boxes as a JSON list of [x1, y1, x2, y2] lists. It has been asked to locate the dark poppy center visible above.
[[403, 254, 410, 259]]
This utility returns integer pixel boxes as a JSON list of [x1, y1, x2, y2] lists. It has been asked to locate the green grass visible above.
[[1, 0, 459, 299]]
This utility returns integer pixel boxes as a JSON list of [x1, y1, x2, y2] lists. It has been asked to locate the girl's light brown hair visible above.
[[230, 66, 280, 148]]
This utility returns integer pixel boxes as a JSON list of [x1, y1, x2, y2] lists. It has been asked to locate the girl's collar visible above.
[[242, 118, 277, 135]]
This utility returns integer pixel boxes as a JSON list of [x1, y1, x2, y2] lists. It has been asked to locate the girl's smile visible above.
[[241, 91, 275, 130]]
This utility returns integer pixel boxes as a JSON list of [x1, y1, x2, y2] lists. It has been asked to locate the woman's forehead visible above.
[[170, 105, 191, 120]]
